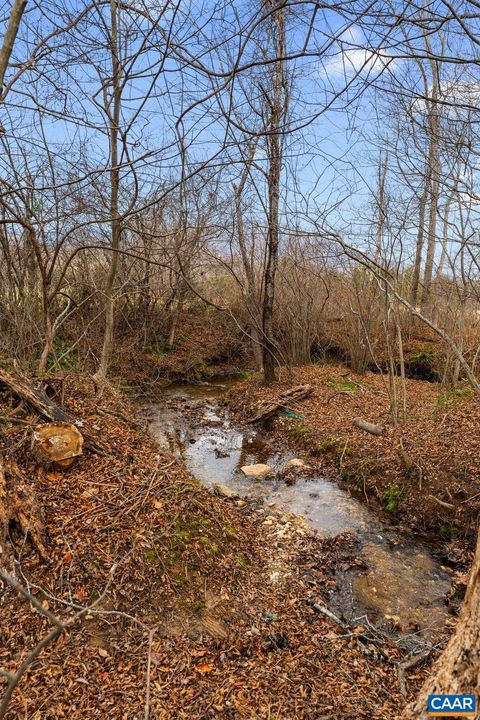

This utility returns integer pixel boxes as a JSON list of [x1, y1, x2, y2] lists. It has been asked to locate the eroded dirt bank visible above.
[[227, 365, 480, 560], [0, 375, 444, 719]]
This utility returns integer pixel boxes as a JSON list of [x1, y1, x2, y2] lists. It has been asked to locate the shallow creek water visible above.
[[145, 379, 452, 645]]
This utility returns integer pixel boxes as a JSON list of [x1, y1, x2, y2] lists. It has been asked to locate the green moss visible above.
[[166, 552, 177, 568], [288, 421, 316, 449], [340, 457, 372, 485], [174, 575, 188, 587], [383, 484, 401, 513], [174, 523, 192, 544], [440, 523, 458, 539], [198, 537, 219, 554], [312, 438, 340, 456], [0, 358, 14, 372], [290, 421, 307, 436], [436, 386, 473, 409], [407, 349, 438, 380], [222, 522, 239, 541], [144, 547, 158, 564], [192, 599, 206, 612], [326, 377, 361, 393]]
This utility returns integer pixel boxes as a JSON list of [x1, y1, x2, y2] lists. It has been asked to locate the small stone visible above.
[[240, 463, 272, 478], [212, 483, 238, 499], [283, 458, 307, 470]]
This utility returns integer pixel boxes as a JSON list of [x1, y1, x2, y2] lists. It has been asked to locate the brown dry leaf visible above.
[[384, 614, 402, 629], [195, 663, 214, 675], [324, 630, 338, 639], [75, 587, 87, 601], [190, 649, 209, 657]]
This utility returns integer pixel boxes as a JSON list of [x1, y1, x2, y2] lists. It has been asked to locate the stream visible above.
[[144, 377, 452, 647]]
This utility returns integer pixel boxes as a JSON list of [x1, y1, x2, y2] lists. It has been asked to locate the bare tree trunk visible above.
[[166, 283, 187, 348], [437, 191, 454, 278], [22, 222, 54, 375], [375, 150, 388, 258], [396, 306, 407, 419], [406, 528, 480, 719], [233, 146, 263, 371], [0, 0, 27, 98], [420, 51, 441, 313], [262, 0, 287, 385], [409, 180, 429, 308], [37, 302, 53, 374], [95, 0, 122, 383]]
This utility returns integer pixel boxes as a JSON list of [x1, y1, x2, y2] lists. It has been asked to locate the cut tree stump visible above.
[[353, 417, 385, 436], [32, 422, 84, 468], [0, 367, 105, 454], [246, 384, 313, 423]]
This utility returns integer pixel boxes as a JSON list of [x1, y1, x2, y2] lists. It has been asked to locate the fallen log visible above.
[[0, 456, 47, 566], [353, 417, 385, 436], [246, 384, 312, 423], [0, 367, 81, 425], [0, 457, 8, 565], [0, 368, 105, 454]]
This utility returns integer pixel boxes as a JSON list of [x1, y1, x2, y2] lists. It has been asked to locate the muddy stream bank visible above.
[[143, 378, 453, 648]]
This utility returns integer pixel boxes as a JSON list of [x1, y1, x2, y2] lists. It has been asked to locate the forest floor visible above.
[[0, 376, 432, 719], [228, 364, 480, 561], [110, 306, 250, 388]]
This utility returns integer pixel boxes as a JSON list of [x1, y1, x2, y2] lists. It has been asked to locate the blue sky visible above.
[[2, 0, 480, 266]]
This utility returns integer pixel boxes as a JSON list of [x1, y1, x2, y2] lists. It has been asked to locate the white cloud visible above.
[[321, 27, 393, 79]]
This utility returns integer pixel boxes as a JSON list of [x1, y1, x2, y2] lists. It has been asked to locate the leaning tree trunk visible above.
[[0, 0, 27, 98], [405, 528, 480, 719]]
